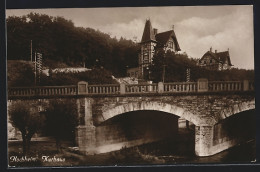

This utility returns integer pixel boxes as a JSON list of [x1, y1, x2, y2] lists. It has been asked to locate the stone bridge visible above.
[[8, 79, 255, 156]]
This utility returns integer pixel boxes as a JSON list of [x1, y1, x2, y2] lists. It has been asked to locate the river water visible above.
[[133, 128, 256, 164]]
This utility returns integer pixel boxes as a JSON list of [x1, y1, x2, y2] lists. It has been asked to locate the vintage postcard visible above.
[[6, 5, 255, 167]]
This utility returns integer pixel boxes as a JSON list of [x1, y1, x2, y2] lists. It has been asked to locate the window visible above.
[[168, 41, 174, 48], [143, 54, 149, 63]]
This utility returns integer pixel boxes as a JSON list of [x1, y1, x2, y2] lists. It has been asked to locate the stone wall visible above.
[[91, 94, 255, 126]]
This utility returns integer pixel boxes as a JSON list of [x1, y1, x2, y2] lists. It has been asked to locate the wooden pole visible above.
[[162, 65, 166, 83], [30, 40, 32, 62], [34, 52, 36, 86]]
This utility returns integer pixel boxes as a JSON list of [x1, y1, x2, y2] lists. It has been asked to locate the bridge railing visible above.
[[208, 81, 243, 92], [8, 85, 77, 97], [249, 80, 254, 91], [125, 83, 158, 93], [164, 82, 197, 92], [8, 79, 254, 98], [88, 84, 120, 94]]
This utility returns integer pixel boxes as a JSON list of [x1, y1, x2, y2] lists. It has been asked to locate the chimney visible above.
[[210, 47, 212, 52], [172, 25, 174, 30], [153, 28, 158, 35], [215, 50, 217, 53]]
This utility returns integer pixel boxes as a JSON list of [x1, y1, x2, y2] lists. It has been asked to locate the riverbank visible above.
[[8, 130, 256, 167]]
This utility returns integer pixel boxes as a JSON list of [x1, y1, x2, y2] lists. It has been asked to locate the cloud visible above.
[[175, 6, 254, 69], [97, 19, 145, 41]]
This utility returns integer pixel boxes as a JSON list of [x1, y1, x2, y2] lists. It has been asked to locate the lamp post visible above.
[[186, 68, 191, 129]]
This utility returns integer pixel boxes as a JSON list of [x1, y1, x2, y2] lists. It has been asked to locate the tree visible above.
[[6, 13, 139, 77], [8, 101, 45, 154], [7, 60, 35, 87], [43, 99, 78, 152], [150, 49, 167, 82]]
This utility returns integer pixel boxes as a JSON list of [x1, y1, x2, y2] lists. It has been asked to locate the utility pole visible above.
[[162, 64, 166, 83], [30, 40, 32, 62], [34, 52, 36, 86], [162, 53, 166, 83], [186, 68, 191, 129]]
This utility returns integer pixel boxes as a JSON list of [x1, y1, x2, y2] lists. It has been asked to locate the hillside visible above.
[[7, 60, 117, 87], [7, 13, 139, 77]]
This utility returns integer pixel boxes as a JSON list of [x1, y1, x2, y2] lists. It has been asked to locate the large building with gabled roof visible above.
[[198, 47, 233, 70], [138, 19, 181, 79]]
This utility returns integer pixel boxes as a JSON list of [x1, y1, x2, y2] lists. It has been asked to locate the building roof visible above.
[[200, 50, 232, 65], [155, 30, 181, 51], [141, 19, 156, 43], [216, 51, 232, 65]]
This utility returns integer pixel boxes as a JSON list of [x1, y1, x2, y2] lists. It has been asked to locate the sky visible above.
[[6, 5, 254, 69]]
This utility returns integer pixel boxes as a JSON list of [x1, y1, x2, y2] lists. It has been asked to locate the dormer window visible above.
[[168, 41, 174, 48]]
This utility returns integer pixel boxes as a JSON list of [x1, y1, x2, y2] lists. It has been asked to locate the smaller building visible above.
[[198, 48, 233, 70], [127, 67, 139, 78], [42, 67, 91, 76]]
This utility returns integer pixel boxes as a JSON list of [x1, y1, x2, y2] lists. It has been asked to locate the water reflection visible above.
[[135, 128, 255, 164]]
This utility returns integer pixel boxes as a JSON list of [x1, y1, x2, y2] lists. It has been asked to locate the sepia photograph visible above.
[[6, 5, 255, 167]]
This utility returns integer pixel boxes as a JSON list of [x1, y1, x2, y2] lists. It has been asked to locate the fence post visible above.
[[120, 83, 125, 94], [78, 81, 88, 95], [243, 80, 249, 91], [197, 78, 208, 92], [158, 82, 164, 93]]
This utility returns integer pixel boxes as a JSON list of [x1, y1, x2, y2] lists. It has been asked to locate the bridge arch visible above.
[[101, 101, 214, 126], [216, 99, 255, 124]]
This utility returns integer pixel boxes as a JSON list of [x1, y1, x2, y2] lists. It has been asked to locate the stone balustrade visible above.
[[164, 82, 197, 92], [8, 85, 77, 97], [125, 83, 158, 93], [8, 79, 254, 99]]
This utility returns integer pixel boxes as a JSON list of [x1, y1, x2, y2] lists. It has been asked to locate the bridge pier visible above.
[[77, 126, 96, 154], [195, 109, 255, 157], [76, 98, 97, 154], [195, 126, 214, 156], [194, 125, 238, 157]]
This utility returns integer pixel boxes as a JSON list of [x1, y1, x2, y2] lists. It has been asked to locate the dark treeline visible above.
[[7, 60, 117, 87], [7, 13, 139, 77]]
